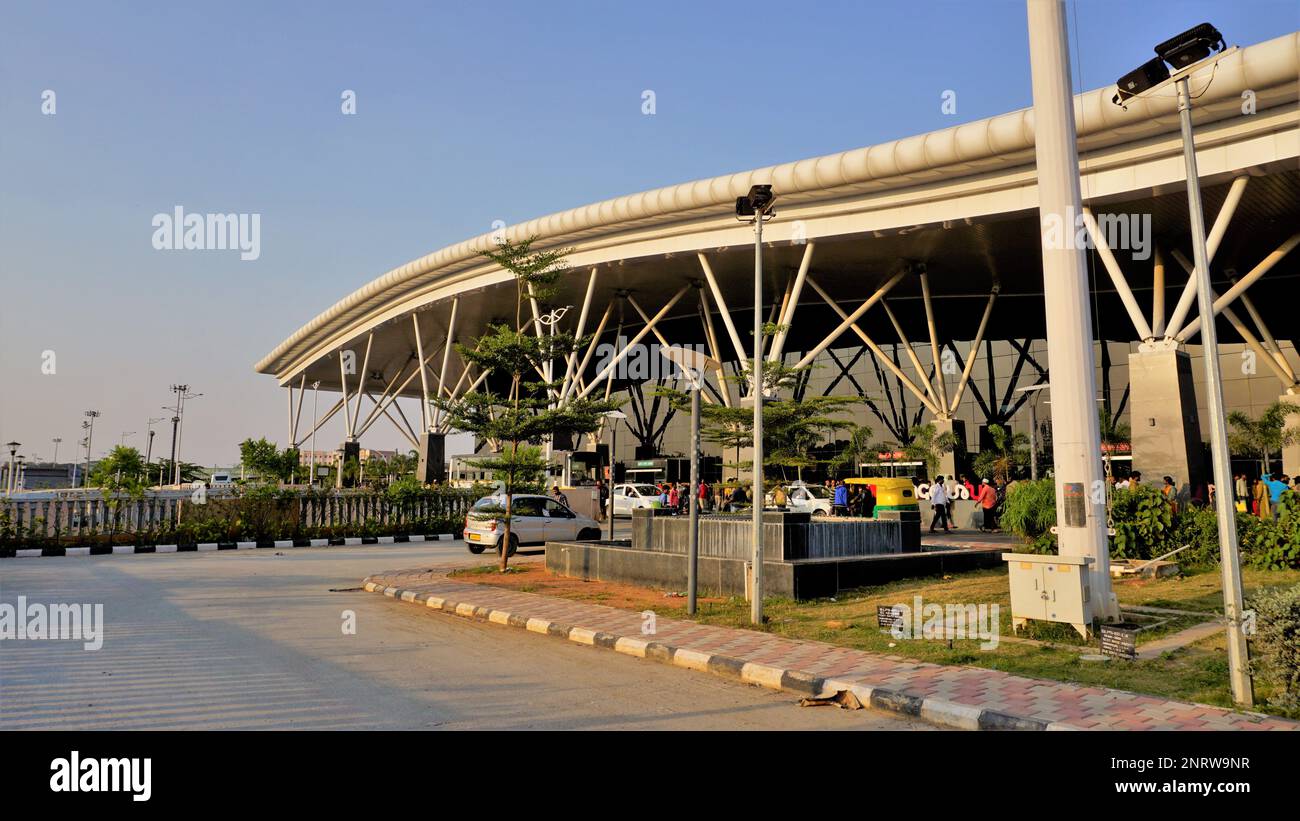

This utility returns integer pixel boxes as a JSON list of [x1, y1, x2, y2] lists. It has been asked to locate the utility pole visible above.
[[1176, 72, 1253, 706], [310, 381, 320, 486], [168, 384, 186, 486], [1025, 0, 1118, 623], [83, 410, 100, 488]]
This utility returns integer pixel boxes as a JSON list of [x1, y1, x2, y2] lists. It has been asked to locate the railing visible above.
[[635, 511, 908, 561], [0, 489, 477, 545]]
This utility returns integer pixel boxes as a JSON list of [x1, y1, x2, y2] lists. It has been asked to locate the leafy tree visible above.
[[972, 423, 1029, 485], [153, 458, 206, 485], [826, 423, 876, 478], [1228, 402, 1300, 475], [89, 445, 147, 491], [436, 237, 619, 570], [1098, 405, 1130, 447], [239, 438, 300, 484], [903, 422, 961, 478]]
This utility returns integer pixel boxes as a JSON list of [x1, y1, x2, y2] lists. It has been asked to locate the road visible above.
[[0, 542, 929, 730]]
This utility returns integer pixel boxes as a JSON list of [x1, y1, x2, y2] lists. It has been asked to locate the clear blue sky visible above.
[[2, 0, 1295, 466]]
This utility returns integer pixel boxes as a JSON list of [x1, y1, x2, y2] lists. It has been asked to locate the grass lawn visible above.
[[450, 561, 1300, 715]]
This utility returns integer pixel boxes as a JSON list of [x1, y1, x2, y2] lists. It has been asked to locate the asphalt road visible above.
[[0, 542, 929, 730]]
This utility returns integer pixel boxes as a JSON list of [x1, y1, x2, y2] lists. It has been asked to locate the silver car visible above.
[[464, 494, 602, 556]]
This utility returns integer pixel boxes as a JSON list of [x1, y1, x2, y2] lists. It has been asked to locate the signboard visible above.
[[1062, 481, 1087, 527], [876, 605, 905, 630], [1099, 623, 1139, 659]]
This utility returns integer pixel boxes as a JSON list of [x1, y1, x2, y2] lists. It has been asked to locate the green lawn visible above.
[[459, 562, 1299, 714]]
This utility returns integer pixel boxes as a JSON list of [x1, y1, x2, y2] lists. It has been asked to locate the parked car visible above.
[[784, 483, 833, 514], [463, 494, 602, 556], [607, 483, 665, 517]]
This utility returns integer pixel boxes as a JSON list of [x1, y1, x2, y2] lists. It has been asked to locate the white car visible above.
[[782, 484, 833, 514], [463, 494, 602, 556], [607, 483, 665, 517]]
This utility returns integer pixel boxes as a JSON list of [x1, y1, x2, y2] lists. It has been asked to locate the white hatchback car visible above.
[[607, 483, 665, 517], [785, 484, 833, 514], [464, 494, 602, 556]]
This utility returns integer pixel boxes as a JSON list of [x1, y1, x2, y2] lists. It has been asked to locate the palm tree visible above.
[[1228, 402, 1300, 475], [973, 423, 1029, 485], [903, 423, 960, 478]]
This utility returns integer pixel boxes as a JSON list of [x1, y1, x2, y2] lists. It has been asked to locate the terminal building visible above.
[[256, 31, 1300, 489]]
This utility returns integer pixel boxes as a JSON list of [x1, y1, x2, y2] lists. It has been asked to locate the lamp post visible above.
[[736, 184, 777, 625], [310, 381, 320, 487], [82, 411, 100, 488], [1109, 20, 1252, 708], [1015, 384, 1050, 481], [5, 442, 19, 495], [51, 437, 61, 466], [603, 410, 627, 541], [15, 455, 25, 491], [661, 346, 721, 615]]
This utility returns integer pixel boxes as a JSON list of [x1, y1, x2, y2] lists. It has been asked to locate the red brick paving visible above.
[[365, 566, 1297, 731]]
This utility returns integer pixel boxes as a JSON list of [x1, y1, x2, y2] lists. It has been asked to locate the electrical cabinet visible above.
[[1002, 553, 1093, 639]]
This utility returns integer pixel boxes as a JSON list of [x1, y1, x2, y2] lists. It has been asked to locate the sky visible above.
[[1, 0, 1296, 467]]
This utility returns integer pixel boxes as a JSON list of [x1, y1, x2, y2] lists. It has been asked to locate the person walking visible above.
[[976, 478, 998, 532], [697, 479, 710, 513], [1252, 475, 1270, 519], [929, 475, 951, 533], [832, 480, 849, 516]]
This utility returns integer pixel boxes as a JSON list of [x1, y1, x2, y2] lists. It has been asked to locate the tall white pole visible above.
[[1176, 75, 1253, 706], [751, 211, 765, 625], [688, 385, 700, 615], [310, 382, 319, 487], [1025, 0, 1116, 622]]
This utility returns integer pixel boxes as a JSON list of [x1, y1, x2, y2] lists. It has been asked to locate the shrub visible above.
[[1110, 485, 1175, 560], [1247, 584, 1300, 717], [1000, 479, 1057, 553]]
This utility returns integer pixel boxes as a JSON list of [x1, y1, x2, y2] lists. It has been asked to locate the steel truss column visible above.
[[803, 275, 942, 416], [793, 269, 907, 370], [697, 253, 750, 372], [1164, 175, 1250, 339], [1177, 231, 1300, 340], [433, 298, 459, 430], [412, 313, 432, 431], [947, 286, 1000, 415], [1081, 208, 1154, 340], [879, 299, 938, 405], [577, 285, 690, 400]]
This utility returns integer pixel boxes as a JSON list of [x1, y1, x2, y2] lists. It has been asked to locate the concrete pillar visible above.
[[931, 418, 966, 481], [1281, 393, 1300, 477], [1129, 342, 1206, 490]]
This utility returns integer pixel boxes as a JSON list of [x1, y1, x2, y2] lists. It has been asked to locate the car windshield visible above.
[[805, 487, 831, 498], [631, 485, 660, 496]]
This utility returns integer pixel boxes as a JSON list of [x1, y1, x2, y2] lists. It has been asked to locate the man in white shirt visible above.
[[929, 475, 952, 533]]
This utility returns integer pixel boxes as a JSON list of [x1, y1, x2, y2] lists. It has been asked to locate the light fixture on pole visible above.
[[310, 381, 321, 487], [82, 411, 100, 488], [1111, 21, 1251, 706], [602, 410, 627, 541], [14, 455, 25, 491], [4, 441, 19, 495], [661, 345, 721, 615], [51, 437, 62, 465], [736, 184, 777, 625]]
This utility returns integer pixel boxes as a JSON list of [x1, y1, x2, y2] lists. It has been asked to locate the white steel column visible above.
[[698, 288, 732, 407], [577, 285, 689, 399], [433, 298, 458, 429], [793, 269, 906, 370], [1081, 208, 1154, 340], [1164, 175, 1249, 339], [880, 299, 938, 405], [698, 253, 750, 370], [1177, 232, 1300, 340], [948, 287, 1000, 415], [1026, 0, 1116, 621], [918, 268, 950, 413], [413, 314, 431, 431], [768, 242, 814, 364], [1151, 245, 1167, 337]]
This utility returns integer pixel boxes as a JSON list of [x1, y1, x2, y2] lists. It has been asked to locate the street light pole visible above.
[[604, 410, 626, 541], [751, 199, 764, 626], [310, 381, 320, 487], [662, 346, 719, 616], [1025, 0, 1117, 624], [1176, 74, 1253, 707], [83, 411, 100, 488]]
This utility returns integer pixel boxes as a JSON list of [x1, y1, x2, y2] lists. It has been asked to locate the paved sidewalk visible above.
[[362, 567, 1297, 731]]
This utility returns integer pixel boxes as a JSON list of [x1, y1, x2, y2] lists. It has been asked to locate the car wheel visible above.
[[466, 541, 487, 554], [577, 527, 600, 541], [496, 534, 518, 557]]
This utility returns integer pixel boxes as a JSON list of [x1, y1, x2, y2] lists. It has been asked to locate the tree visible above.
[[903, 422, 961, 478], [238, 438, 300, 484], [436, 237, 619, 570], [826, 423, 876, 478], [1098, 405, 1131, 448], [972, 423, 1029, 485], [89, 445, 146, 490], [1228, 402, 1300, 474]]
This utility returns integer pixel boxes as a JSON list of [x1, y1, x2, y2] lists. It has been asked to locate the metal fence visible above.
[[0, 489, 476, 543]]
